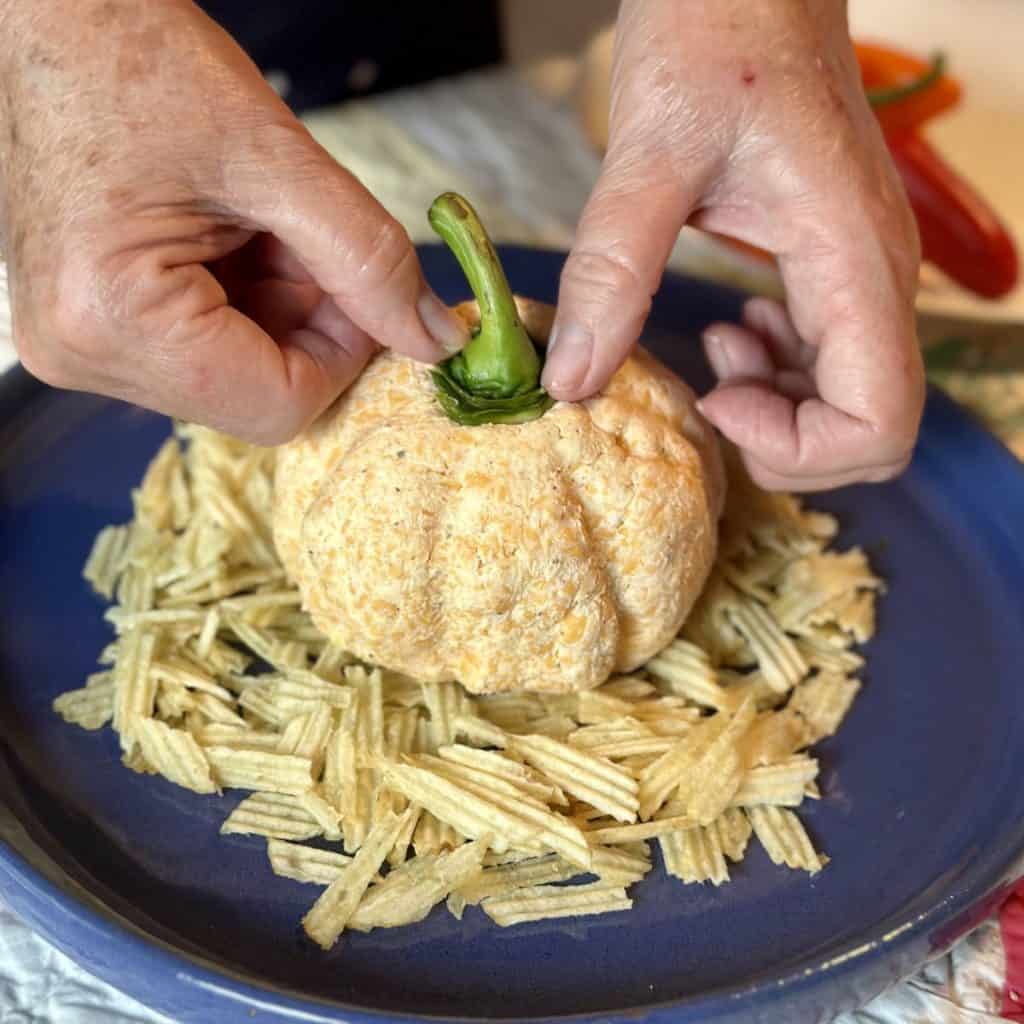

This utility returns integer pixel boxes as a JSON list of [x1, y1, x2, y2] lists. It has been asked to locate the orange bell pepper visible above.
[[856, 42, 962, 133]]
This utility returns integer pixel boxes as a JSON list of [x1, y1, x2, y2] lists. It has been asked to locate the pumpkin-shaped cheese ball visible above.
[[274, 195, 724, 694]]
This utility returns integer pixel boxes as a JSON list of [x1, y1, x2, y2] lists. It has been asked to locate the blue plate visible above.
[[1, 246, 1024, 1024]]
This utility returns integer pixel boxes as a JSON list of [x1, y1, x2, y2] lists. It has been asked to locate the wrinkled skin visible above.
[[0, 0, 923, 488]]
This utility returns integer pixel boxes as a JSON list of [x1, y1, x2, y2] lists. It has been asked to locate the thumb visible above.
[[237, 125, 468, 363], [543, 150, 704, 400]]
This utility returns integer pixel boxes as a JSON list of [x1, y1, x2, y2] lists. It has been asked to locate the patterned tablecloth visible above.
[[0, 66, 1022, 1024]]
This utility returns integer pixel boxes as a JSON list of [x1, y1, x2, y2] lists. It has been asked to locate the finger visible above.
[[544, 149, 706, 400], [740, 297, 816, 372], [233, 127, 467, 363], [130, 265, 374, 444], [235, 278, 322, 337], [703, 324, 775, 384], [703, 324, 816, 401], [740, 450, 912, 493], [698, 382, 913, 479], [706, 219, 923, 479], [211, 235, 318, 306]]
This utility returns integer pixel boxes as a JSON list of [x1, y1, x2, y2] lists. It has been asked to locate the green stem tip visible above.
[[428, 192, 553, 426], [867, 52, 946, 108]]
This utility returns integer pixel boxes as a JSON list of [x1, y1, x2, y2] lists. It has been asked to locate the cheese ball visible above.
[[273, 297, 724, 694]]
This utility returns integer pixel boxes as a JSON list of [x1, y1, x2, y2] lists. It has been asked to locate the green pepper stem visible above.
[[428, 193, 541, 398], [867, 52, 946, 108]]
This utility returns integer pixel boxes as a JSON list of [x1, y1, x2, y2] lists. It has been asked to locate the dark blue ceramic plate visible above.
[[1, 247, 1024, 1024]]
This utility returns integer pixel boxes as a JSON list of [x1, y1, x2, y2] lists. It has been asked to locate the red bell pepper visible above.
[[888, 131, 1019, 299]]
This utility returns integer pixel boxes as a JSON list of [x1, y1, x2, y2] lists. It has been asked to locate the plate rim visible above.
[[2, 254, 1024, 1022]]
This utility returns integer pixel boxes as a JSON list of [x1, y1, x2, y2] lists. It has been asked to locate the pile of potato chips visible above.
[[55, 426, 880, 950]]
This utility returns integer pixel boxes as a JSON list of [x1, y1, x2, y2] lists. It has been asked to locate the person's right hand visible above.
[[0, 0, 467, 444]]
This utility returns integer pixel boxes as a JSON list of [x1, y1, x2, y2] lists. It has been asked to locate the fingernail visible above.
[[418, 290, 468, 355], [703, 330, 734, 380], [541, 322, 593, 395]]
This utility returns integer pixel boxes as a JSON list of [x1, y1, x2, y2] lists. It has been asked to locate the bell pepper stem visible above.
[[428, 193, 541, 398], [867, 52, 946, 108]]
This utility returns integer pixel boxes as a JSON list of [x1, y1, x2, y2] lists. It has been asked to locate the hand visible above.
[[543, 0, 925, 490], [0, 0, 467, 444]]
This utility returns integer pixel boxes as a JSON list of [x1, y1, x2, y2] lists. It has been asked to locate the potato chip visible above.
[[302, 809, 412, 949], [383, 762, 541, 855], [136, 717, 217, 794], [412, 810, 460, 857], [220, 590, 302, 616], [408, 756, 590, 868], [570, 734, 676, 761], [155, 680, 195, 721], [191, 692, 247, 728], [741, 709, 811, 768], [770, 549, 880, 632], [590, 845, 651, 886], [205, 746, 313, 794], [350, 838, 487, 932], [53, 672, 115, 730], [446, 891, 467, 920], [195, 723, 281, 751], [310, 642, 351, 683], [297, 788, 343, 841], [452, 714, 508, 749], [421, 680, 462, 750], [680, 572, 749, 667], [475, 693, 546, 732], [733, 757, 819, 807], [83, 524, 132, 599], [575, 691, 633, 724], [712, 808, 752, 862], [638, 699, 753, 822], [726, 600, 808, 694], [646, 639, 735, 711], [628, 701, 702, 735], [151, 655, 235, 702], [586, 817, 695, 845], [112, 628, 158, 754], [660, 826, 729, 886], [795, 637, 864, 675], [598, 676, 657, 701], [267, 839, 352, 885], [833, 590, 876, 644], [748, 806, 826, 873], [117, 564, 158, 613], [184, 635, 250, 678], [569, 718, 653, 746], [460, 854, 579, 905], [720, 670, 787, 711], [437, 744, 565, 805], [387, 803, 422, 868], [789, 673, 861, 744], [277, 703, 334, 773], [134, 438, 183, 531], [106, 608, 206, 634], [222, 614, 297, 673], [673, 698, 755, 825], [509, 735, 639, 824], [481, 882, 632, 927]]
